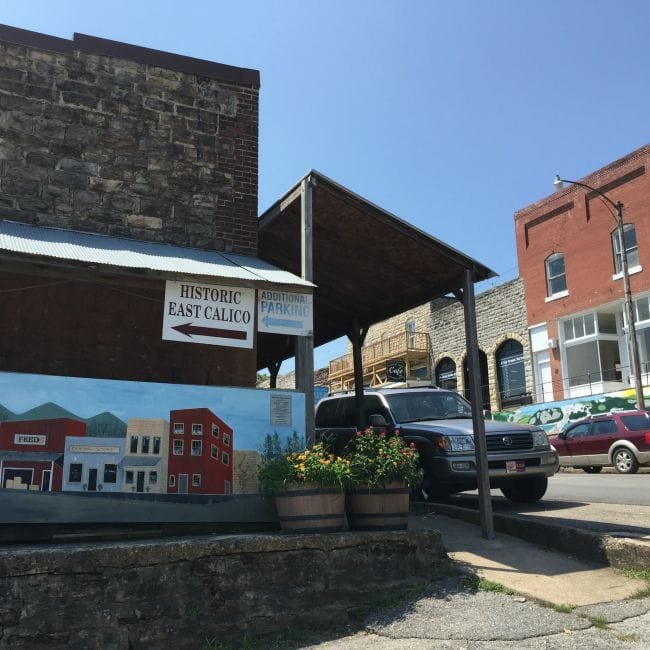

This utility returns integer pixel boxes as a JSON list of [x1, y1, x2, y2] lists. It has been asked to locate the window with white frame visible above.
[[125, 471, 134, 485], [222, 451, 229, 466], [168, 475, 176, 487], [545, 253, 567, 297], [224, 480, 231, 494], [173, 439, 184, 455], [211, 444, 218, 460], [405, 319, 416, 347], [612, 224, 639, 274], [192, 473, 201, 487], [191, 440, 202, 456], [149, 471, 158, 485], [562, 311, 621, 387], [211, 423, 219, 438], [222, 433, 230, 446], [173, 423, 184, 435], [192, 423, 203, 435]]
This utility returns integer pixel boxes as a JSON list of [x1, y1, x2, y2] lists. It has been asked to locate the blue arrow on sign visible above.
[[262, 315, 303, 329]]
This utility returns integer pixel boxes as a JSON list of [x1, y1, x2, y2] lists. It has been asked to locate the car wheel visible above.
[[500, 476, 548, 503], [612, 447, 639, 474], [582, 466, 603, 474]]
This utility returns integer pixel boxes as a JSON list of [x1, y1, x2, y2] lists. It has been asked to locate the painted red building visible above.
[[0, 418, 87, 491], [515, 144, 650, 402], [167, 408, 233, 494]]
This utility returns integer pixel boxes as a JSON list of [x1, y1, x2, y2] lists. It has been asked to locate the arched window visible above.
[[435, 358, 457, 390], [496, 339, 526, 406], [545, 253, 566, 297], [611, 224, 639, 274]]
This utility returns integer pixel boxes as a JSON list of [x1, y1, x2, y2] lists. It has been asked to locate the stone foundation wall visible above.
[[0, 530, 446, 648]]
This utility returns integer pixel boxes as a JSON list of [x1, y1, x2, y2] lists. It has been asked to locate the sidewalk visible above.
[[411, 512, 646, 606], [302, 513, 650, 648]]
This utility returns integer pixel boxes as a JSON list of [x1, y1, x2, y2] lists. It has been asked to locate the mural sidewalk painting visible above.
[[492, 386, 650, 433]]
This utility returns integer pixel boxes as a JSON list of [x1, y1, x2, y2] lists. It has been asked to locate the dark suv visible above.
[[315, 387, 559, 503], [550, 411, 650, 474]]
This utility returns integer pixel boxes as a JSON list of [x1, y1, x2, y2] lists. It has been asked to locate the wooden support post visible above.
[[461, 269, 495, 540], [295, 176, 315, 446], [268, 361, 281, 389], [349, 320, 369, 431]]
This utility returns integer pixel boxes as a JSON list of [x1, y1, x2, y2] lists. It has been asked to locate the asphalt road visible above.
[[456, 470, 650, 507]]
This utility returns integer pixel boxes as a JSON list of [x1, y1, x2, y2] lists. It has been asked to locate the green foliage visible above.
[[477, 579, 514, 595], [586, 615, 609, 630], [258, 443, 352, 493], [261, 432, 283, 462], [284, 430, 302, 454], [344, 427, 423, 487]]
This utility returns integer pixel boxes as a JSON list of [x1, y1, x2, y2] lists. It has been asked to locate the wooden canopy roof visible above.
[[257, 170, 495, 370]]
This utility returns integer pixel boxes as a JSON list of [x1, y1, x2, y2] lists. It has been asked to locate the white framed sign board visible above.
[[162, 281, 255, 348]]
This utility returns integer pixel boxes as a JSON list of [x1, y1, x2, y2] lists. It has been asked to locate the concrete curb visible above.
[[411, 502, 650, 571]]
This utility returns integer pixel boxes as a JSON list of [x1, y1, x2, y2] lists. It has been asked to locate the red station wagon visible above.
[[550, 411, 650, 474]]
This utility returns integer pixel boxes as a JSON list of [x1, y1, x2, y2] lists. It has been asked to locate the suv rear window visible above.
[[620, 413, 650, 431]]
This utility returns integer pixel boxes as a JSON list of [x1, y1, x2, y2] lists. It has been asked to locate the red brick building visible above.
[[0, 418, 86, 491], [166, 408, 233, 494], [515, 144, 650, 402]]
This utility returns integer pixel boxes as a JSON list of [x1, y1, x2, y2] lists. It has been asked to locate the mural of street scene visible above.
[[493, 386, 650, 434], [0, 371, 305, 497]]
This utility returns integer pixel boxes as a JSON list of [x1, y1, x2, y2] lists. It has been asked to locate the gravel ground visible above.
[[300, 575, 650, 649]]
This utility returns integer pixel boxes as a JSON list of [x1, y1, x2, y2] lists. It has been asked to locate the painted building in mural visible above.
[[516, 143, 650, 403], [122, 419, 169, 494], [0, 418, 86, 491], [328, 279, 532, 413], [62, 436, 126, 493], [167, 408, 234, 495]]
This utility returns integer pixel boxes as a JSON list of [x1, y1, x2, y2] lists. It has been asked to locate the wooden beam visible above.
[[462, 268, 494, 540]]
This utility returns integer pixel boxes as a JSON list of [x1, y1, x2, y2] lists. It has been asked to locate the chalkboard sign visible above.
[[386, 359, 406, 382]]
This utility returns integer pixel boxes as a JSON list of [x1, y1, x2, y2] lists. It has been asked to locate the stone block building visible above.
[[0, 25, 308, 391], [330, 278, 532, 413]]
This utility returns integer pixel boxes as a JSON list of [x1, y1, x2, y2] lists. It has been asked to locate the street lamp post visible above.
[[554, 175, 645, 410]]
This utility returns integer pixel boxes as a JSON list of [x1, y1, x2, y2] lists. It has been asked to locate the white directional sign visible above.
[[163, 281, 255, 348], [257, 290, 313, 336]]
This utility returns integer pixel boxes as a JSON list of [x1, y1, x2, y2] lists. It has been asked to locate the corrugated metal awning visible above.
[[0, 451, 62, 462], [0, 220, 313, 289], [119, 456, 161, 468]]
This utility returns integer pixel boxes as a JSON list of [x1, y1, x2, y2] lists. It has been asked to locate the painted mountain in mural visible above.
[[0, 404, 12, 422], [0, 402, 127, 437], [11, 402, 80, 422], [86, 412, 127, 438]]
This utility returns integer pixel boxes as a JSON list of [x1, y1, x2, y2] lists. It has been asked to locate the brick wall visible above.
[[0, 271, 255, 386], [515, 144, 650, 328], [0, 28, 259, 255]]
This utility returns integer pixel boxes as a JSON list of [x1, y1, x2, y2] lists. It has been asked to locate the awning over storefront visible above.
[[119, 457, 161, 468], [0, 451, 62, 463], [0, 220, 312, 291]]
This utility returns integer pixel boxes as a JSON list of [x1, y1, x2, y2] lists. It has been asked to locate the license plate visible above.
[[506, 460, 526, 473]]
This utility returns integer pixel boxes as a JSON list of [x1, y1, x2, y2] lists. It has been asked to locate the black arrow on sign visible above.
[[171, 322, 247, 340]]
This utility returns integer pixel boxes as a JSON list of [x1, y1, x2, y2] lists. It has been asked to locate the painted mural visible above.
[[0, 370, 305, 497], [492, 386, 650, 433]]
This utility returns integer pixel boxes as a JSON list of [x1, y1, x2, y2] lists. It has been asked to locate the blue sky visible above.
[[0, 371, 305, 451], [3, 1, 649, 370]]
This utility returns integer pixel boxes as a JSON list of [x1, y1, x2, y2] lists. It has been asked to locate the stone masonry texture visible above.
[[0, 29, 260, 385], [0, 34, 259, 255], [361, 279, 532, 412], [0, 530, 446, 648]]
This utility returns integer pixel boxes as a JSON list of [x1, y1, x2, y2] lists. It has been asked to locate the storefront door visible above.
[[88, 468, 97, 491], [41, 470, 51, 491], [136, 471, 145, 493]]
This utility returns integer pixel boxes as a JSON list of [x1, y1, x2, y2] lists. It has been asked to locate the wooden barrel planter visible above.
[[346, 482, 410, 531], [274, 483, 345, 533]]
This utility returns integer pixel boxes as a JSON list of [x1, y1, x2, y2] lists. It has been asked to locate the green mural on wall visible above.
[[492, 386, 647, 434]]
